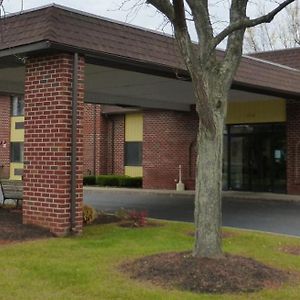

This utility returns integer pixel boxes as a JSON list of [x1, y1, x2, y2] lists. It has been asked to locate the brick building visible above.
[[1, 5, 300, 235]]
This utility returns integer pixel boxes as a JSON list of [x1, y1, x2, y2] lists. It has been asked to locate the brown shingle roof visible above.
[[1, 5, 300, 98], [251, 48, 300, 70]]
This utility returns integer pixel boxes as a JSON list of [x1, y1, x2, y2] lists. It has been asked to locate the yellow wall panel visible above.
[[10, 116, 24, 142], [124, 166, 143, 177], [10, 163, 23, 180], [226, 99, 286, 124], [125, 113, 143, 141]]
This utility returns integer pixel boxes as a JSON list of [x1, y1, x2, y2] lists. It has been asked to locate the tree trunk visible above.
[[193, 93, 225, 258]]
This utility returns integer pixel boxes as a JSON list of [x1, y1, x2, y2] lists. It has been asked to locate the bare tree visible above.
[[245, 1, 300, 52], [137, 0, 296, 258]]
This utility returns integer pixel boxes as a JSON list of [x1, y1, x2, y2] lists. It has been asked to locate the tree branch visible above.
[[146, 0, 174, 22], [212, 0, 296, 49]]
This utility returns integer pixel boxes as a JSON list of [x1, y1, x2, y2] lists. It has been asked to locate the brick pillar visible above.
[[107, 115, 124, 175], [23, 53, 84, 236], [0, 95, 10, 179], [287, 100, 300, 195], [83, 104, 108, 175]]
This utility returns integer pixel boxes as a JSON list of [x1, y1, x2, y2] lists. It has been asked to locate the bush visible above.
[[118, 176, 142, 188], [96, 175, 120, 187], [83, 175, 96, 186], [94, 175, 142, 188], [128, 210, 148, 227], [83, 204, 97, 224]]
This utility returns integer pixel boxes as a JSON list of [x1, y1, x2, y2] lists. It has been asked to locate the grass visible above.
[[0, 221, 300, 300]]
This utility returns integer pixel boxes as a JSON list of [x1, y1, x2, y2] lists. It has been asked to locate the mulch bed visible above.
[[280, 245, 300, 256], [91, 213, 162, 228], [0, 207, 53, 245], [121, 252, 290, 294], [91, 213, 122, 225]]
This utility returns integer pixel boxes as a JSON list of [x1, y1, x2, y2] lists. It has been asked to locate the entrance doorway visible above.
[[223, 124, 286, 193]]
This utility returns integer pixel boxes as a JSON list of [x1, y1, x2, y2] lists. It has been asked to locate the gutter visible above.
[[0, 41, 51, 58]]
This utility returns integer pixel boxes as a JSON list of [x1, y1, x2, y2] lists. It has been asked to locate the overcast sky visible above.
[[1, 0, 290, 46]]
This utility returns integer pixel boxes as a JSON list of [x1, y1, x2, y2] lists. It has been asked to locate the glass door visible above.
[[229, 136, 250, 190], [224, 124, 286, 193]]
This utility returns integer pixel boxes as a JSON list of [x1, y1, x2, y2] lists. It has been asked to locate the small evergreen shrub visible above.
[[83, 175, 96, 186], [96, 175, 120, 186], [94, 175, 142, 188], [118, 176, 142, 188]]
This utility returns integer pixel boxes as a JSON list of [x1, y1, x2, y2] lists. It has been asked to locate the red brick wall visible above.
[[0, 95, 10, 179], [143, 110, 198, 190], [83, 104, 108, 175], [23, 53, 84, 236], [287, 100, 300, 194], [106, 115, 124, 175]]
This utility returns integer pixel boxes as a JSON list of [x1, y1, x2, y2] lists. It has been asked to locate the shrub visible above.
[[96, 175, 120, 187], [83, 204, 97, 224], [95, 175, 143, 188], [128, 210, 148, 227], [83, 175, 96, 186], [115, 208, 130, 220], [118, 176, 142, 188]]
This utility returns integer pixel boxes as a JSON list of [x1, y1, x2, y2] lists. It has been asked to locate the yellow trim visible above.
[[124, 166, 143, 177], [226, 99, 286, 124], [10, 116, 24, 142], [9, 163, 23, 180], [125, 113, 143, 141]]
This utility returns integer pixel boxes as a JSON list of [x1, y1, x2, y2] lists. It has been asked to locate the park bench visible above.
[[0, 179, 23, 207]]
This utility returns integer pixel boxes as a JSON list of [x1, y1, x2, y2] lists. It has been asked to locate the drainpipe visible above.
[[70, 52, 79, 233], [93, 105, 97, 176]]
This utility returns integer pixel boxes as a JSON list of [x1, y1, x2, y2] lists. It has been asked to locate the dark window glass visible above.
[[11, 96, 24, 116], [11, 143, 24, 163], [15, 122, 24, 130], [14, 169, 24, 176], [125, 142, 142, 166]]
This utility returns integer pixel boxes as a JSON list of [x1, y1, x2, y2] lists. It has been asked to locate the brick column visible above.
[[287, 100, 300, 195], [107, 115, 124, 175], [23, 53, 84, 236], [83, 104, 108, 175], [0, 95, 10, 179]]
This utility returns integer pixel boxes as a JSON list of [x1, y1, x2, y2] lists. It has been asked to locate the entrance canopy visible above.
[[1, 4, 300, 111]]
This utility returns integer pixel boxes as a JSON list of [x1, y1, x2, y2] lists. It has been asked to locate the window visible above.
[[11, 96, 24, 116], [124, 142, 142, 166], [11, 142, 24, 163]]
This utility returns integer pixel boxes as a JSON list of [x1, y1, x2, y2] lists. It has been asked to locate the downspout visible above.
[[71, 52, 79, 233], [93, 105, 97, 176]]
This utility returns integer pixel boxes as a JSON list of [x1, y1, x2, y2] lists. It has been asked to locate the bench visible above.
[[0, 179, 23, 207]]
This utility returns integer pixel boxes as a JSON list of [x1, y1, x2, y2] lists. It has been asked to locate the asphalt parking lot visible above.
[[84, 188, 300, 237]]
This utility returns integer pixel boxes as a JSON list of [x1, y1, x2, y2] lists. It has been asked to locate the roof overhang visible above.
[[0, 4, 300, 104]]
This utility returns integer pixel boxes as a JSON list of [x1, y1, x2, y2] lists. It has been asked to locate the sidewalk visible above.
[[84, 186, 300, 204]]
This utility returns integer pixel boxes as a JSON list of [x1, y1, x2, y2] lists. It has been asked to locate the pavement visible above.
[[84, 187, 300, 237]]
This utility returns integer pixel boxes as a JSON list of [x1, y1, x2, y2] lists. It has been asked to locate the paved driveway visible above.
[[84, 188, 300, 237]]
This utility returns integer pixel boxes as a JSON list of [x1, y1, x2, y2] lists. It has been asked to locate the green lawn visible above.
[[0, 221, 300, 300]]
